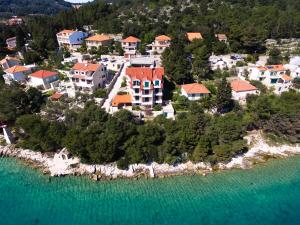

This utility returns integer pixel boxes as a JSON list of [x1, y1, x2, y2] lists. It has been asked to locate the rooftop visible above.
[[86, 34, 112, 42], [181, 83, 210, 94], [112, 94, 132, 107], [29, 70, 57, 79], [155, 35, 171, 41], [122, 36, 141, 43], [72, 63, 101, 72], [258, 65, 286, 71], [231, 80, 258, 92], [186, 32, 203, 42], [5, 65, 30, 73], [281, 74, 293, 81], [126, 67, 164, 81]]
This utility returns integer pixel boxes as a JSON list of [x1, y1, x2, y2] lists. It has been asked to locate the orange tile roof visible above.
[[281, 74, 293, 81], [186, 32, 203, 42], [231, 80, 257, 92], [50, 92, 64, 101], [155, 35, 171, 41], [5, 65, 30, 73], [29, 70, 57, 79], [181, 83, 210, 94], [126, 67, 164, 81], [0, 56, 20, 64], [86, 34, 112, 42], [122, 36, 141, 43], [72, 63, 101, 72], [112, 94, 132, 107], [258, 65, 286, 71], [57, 29, 75, 35]]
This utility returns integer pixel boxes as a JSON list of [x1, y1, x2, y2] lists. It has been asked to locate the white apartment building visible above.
[[147, 35, 171, 55], [56, 30, 88, 51], [121, 36, 141, 58]]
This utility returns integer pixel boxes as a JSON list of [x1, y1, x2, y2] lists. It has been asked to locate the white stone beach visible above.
[[0, 131, 299, 180]]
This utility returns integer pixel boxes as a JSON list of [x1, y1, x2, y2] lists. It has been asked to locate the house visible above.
[[147, 35, 171, 55], [231, 80, 259, 103], [111, 94, 132, 113], [181, 83, 210, 101], [6, 37, 17, 50], [56, 30, 88, 51], [0, 56, 21, 70], [7, 16, 24, 26], [186, 32, 203, 42], [28, 70, 60, 90], [50, 92, 65, 101], [3, 65, 31, 84], [68, 63, 108, 94], [121, 36, 141, 58], [126, 67, 164, 107], [215, 34, 228, 44], [85, 34, 113, 50], [247, 65, 292, 94]]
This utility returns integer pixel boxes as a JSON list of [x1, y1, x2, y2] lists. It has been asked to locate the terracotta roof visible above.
[[57, 30, 74, 35], [231, 80, 258, 92], [258, 65, 286, 71], [122, 36, 141, 43], [50, 92, 64, 101], [86, 34, 112, 42], [281, 74, 293, 81], [72, 63, 101, 72], [181, 83, 210, 94], [126, 67, 164, 81], [112, 94, 132, 107], [186, 32, 203, 42], [6, 37, 16, 42], [73, 75, 86, 79], [29, 70, 57, 79], [215, 34, 227, 40], [155, 35, 171, 41], [5, 65, 30, 73]]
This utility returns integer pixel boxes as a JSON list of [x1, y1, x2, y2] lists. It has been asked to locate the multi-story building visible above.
[[3, 65, 31, 84], [147, 35, 171, 55], [68, 63, 108, 94], [247, 65, 293, 94], [126, 67, 164, 107], [85, 34, 113, 50], [56, 30, 88, 51], [121, 36, 141, 58]]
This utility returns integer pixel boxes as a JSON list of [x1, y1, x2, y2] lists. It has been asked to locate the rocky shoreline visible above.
[[1, 131, 300, 181]]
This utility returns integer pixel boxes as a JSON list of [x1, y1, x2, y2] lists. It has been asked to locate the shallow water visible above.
[[0, 157, 300, 225]]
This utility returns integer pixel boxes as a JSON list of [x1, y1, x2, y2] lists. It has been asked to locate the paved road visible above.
[[102, 62, 129, 113]]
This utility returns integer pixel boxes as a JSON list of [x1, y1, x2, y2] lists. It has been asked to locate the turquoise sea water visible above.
[[0, 157, 300, 225]]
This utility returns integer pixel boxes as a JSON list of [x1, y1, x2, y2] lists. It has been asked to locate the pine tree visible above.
[[216, 77, 234, 113]]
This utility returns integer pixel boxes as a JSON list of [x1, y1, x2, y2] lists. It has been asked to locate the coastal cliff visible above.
[[1, 131, 300, 180]]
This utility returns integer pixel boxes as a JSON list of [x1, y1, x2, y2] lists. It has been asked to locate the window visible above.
[[154, 80, 160, 86], [144, 90, 150, 95], [144, 81, 150, 87], [133, 80, 140, 86], [135, 96, 139, 100], [144, 97, 149, 102], [271, 79, 278, 84], [135, 89, 139, 94]]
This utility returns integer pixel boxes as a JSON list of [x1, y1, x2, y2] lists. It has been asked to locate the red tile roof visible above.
[[155, 35, 171, 41], [112, 94, 132, 107], [122, 36, 141, 43], [29, 70, 57, 79], [126, 67, 164, 81], [258, 65, 286, 71], [231, 80, 258, 92], [72, 63, 101, 72], [50, 92, 64, 101], [181, 83, 210, 94]]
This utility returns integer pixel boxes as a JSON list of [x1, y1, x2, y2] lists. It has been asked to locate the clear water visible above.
[[0, 157, 300, 225]]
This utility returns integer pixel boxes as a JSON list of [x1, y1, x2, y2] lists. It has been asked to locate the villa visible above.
[[125, 67, 164, 107], [231, 80, 259, 103], [28, 70, 60, 90], [85, 34, 113, 50], [3, 65, 31, 84], [147, 35, 171, 55], [121, 36, 141, 58], [247, 65, 293, 94], [181, 83, 210, 101], [186, 32, 203, 42], [68, 63, 108, 94], [0, 56, 21, 70], [56, 30, 88, 51]]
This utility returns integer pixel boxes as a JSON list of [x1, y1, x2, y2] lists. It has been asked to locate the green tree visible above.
[[216, 77, 234, 113]]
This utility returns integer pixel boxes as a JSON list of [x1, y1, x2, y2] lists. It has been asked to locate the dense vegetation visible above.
[[0, 0, 71, 17], [1, 82, 299, 168]]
